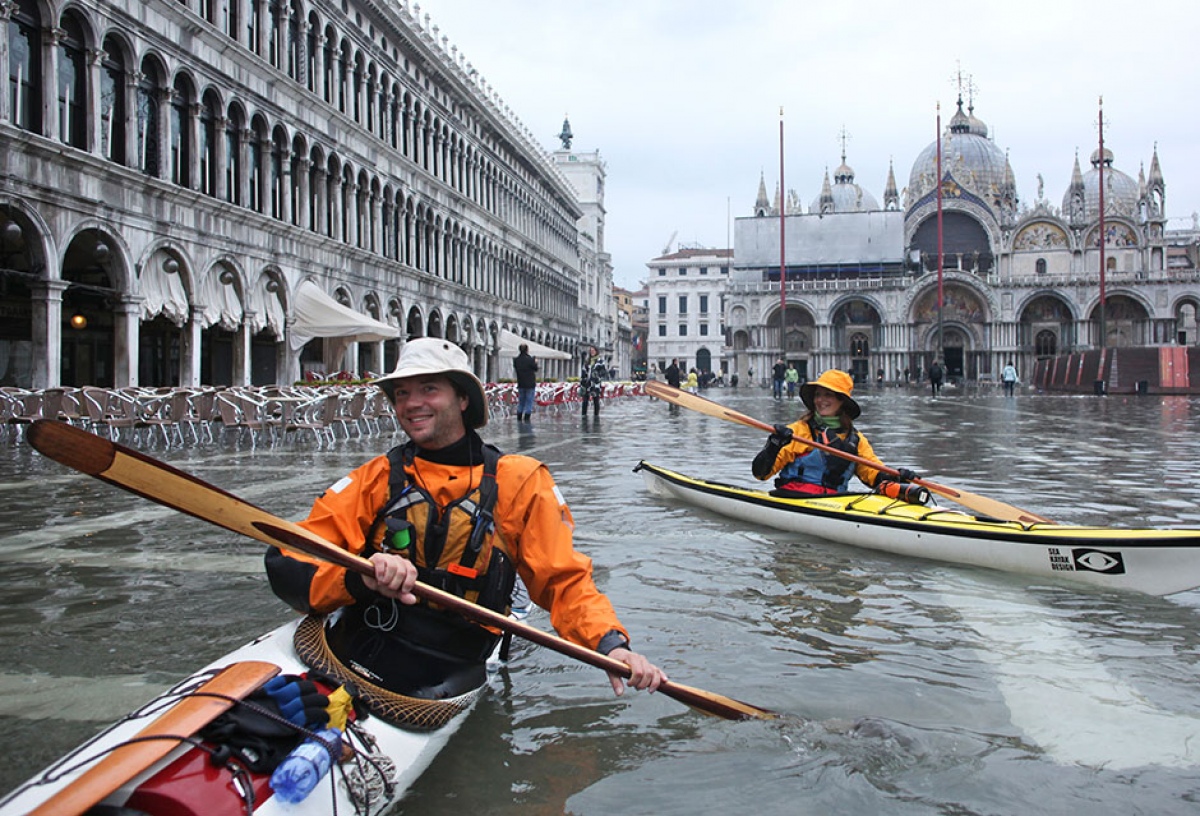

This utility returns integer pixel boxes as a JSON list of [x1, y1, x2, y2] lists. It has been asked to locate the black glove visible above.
[[895, 467, 918, 483], [876, 481, 931, 505], [262, 675, 330, 729], [769, 424, 794, 447]]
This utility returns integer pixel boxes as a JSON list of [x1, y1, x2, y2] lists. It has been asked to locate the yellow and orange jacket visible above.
[[758, 419, 888, 490], [268, 449, 629, 652]]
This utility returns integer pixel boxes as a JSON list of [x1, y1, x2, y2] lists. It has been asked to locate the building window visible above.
[[1036, 258, 1047, 274], [657, 296, 667, 315], [699, 267, 708, 275], [678, 295, 687, 314], [1035, 329, 1057, 357], [57, 14, 87, 149], [657, 267, 666, 276], [678, 267, 687, 275], [850, 333, 869, 357], [170, 79, 192, 188], [700, 323, 709, 336], [100, 38, 127, 165], [136, 63, 160, 176], [199, 95, 217, 196], [699, 294, 708, 313], [8, 0, 42, 133], [720, 266, 729, 275], [658, 324, 666, 337], [679, 324, 687, 336]]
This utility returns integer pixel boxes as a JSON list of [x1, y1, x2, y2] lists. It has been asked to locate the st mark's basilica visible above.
[[651, 96, 1198, 391]]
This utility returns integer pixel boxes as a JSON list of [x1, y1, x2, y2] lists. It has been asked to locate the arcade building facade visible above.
[[1, 0, 600, 391]]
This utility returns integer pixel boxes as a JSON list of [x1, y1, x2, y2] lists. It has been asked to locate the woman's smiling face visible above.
[[812, 386, 844, 417]]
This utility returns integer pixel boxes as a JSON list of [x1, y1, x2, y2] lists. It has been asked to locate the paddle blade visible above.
[[645, 381, 773, 432], [27, 661, 279, 816]]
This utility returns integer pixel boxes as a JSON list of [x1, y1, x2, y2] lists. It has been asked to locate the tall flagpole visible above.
[[936, 103, 944, 362], [1097, 95, 1107, 348], [778, 107, 786, 356]]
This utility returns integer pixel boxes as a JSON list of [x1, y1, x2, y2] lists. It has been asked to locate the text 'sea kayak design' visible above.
[[635, 460, 1200, 596]]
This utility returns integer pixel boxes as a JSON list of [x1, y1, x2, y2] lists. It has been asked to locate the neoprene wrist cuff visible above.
[[597, 630, 630, 655]]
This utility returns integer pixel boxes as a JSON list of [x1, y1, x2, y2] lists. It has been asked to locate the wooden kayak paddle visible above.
[[28, 661, 279, 816], [644, 381, 1055, 525], [27, 420, 776, 722]]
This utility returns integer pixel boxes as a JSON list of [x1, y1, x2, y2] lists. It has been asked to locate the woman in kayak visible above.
[[752, 369, 921, 499], [266, 338, 666, 701]]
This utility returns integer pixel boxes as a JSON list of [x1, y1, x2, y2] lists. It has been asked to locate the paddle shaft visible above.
[[644, 381, 1055, 525], [26, 420, 774, 721]]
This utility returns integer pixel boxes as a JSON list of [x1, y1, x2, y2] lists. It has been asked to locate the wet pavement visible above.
[[3, 384, 1200, 814]]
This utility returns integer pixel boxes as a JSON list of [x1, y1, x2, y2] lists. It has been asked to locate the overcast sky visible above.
[[419, 0, 1200, 290]]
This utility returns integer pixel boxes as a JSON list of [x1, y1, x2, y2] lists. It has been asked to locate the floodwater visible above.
[[3, 384, 1200, 815]]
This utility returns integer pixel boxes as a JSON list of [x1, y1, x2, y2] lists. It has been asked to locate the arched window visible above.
[[1036, 257, 1047, 275], [270, 130, 285, 218], [224, 0, 240, 40], [170, 76, 193, 187], [850, 332, 869, 357], [248, 126, 264, 212], [100, 38, 127, 164], [199, 93, 218, 195], [8, 0, 42, 132], [57, 14, 88, 149], [266, 0, 280, 67], [136, 60, 161, 176], [247, 0, 261, 55], [1035, 329, 1057, 357], [224, 106, 242, 204]]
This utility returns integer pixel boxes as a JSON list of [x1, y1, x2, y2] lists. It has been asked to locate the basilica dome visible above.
[[1060, 147, 1140, 220], [810, 159, 880, 213], [907, 99, 1013, 209]]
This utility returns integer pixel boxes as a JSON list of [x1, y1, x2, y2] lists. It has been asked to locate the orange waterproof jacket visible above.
[[277, 451, 629, 652]]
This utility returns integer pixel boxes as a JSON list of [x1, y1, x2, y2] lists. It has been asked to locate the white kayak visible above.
[[636, 460, 1200, 596], [0, 616, 480, 816]]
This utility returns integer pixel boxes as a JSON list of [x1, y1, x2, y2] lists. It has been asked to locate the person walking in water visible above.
[[928, 359, 944, 397], [772, 358, 787, 400], [664, 358, 681, 389], [784, 363, 800, 399], [514, 343, 538, 421], [1001, 360, 1018, 397], [580, 346, 606, 417]]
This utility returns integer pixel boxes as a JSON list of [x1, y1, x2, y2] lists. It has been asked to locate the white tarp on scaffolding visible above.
[[498, 328, 573, 360]]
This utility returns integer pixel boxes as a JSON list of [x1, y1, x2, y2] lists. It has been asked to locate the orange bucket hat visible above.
[[799, 369, 861, 419]]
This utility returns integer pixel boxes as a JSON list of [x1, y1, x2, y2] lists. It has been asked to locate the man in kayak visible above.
[[751, 369, 923, 501], [266, 338, 666, 699]]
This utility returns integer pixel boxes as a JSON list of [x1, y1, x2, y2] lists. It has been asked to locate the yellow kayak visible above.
[[635, 461, 1200, 596]]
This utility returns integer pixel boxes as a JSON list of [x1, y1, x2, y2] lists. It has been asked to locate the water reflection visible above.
[[4, 391, 1200, 814]]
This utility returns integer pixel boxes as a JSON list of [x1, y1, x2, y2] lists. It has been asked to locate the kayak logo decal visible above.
[[1047, 546, 1125, 574], [1072, 548, 1125, 574]]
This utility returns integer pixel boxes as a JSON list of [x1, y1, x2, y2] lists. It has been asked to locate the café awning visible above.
[[289, 280, 400, 351], [498, 328, 573, 360]]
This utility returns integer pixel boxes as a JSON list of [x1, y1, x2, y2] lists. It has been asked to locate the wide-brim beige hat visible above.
[[799, 369, 861, 419], [372, 338, 488, 429]]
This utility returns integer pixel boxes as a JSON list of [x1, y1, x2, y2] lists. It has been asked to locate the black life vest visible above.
[[367, 441, 517, 615]]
